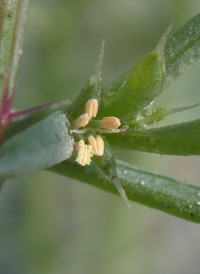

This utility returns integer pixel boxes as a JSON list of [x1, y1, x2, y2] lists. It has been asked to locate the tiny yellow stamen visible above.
[[85, 99, 98, 119], [88, 135, 104, 156], [101, 116, 121, 129], [73, 99, 122, 166], [75, 140, 93, 166], [96, 135, 104, 156], [75, 113, 89, 128], [88, 135, 98, 154]]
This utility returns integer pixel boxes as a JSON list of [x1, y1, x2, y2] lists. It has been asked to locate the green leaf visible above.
[[164, 14, 200, 87], [129, 107, 168, 128], [102, 14, 200, 121], [92, 137, 132, 209], [70, 40, 105, 120], [92, 136, 116, 177], [0, 112, 74, 177], [102, 50, 164, 119], [129, 102, 200, 128], [50, 159, 200, 223], [104, 119, 200, 155]]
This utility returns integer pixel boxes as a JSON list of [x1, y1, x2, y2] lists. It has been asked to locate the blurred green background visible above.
[[1, 0, 200, 273]]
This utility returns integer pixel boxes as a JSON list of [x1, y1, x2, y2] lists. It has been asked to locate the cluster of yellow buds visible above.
[[74, 98, 121, 166]]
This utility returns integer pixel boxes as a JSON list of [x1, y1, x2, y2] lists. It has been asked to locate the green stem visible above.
[[5, 100, 71, 140], [0, 0, 31, 141], [50, 159, 200, 223], [0, 0, 31, 97], [9, 0, 31, 97]]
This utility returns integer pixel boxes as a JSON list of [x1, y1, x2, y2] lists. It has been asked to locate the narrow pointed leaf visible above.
[[131, 107, 168, 128], [70, 40, 105, 120], [92, 137, 131, 209], [50, 159, 200, 223], [132, 103, 200, 128], [164, 14, 200, 87], [102, 14, 200, 121], [104, 119, 200, 155]]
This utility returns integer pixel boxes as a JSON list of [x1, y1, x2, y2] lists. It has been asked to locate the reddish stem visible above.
[[9, 101, 54, 119], [0, 90, 15, 142]]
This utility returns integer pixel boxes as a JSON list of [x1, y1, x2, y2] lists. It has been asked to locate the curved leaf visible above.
[[102, 50, 164, 119], [0, 112, 74, 177], [102, 14, 200, 121]]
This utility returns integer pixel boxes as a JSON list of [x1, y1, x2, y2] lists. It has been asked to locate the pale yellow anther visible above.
[[88, 135, 98, 154], [88, 135, 104, 156], [75, 140, 93, 166], [75, 113, 89, 128], [96, 135, 104, 156], [101, 116, 121, 129], [85, 99, 98, 119]]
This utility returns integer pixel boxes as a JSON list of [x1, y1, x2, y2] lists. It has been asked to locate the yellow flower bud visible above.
[[101, 116, 121, 129], [88, 135, 104, 156], [75, 113, 89, 128], [85, 99, 98, 119]]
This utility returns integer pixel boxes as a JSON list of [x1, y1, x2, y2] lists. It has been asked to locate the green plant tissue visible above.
[[0, 111, 74, 177]]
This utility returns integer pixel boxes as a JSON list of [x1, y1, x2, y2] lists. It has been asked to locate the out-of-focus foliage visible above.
[[1, 0, 200, 274]]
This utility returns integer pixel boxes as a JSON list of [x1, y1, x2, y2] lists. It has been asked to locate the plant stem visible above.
[[0, 0, 31, 139], [5, 100, 71, 140]]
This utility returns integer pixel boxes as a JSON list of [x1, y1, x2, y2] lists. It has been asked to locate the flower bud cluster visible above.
[[74, 98, 121, 166]]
